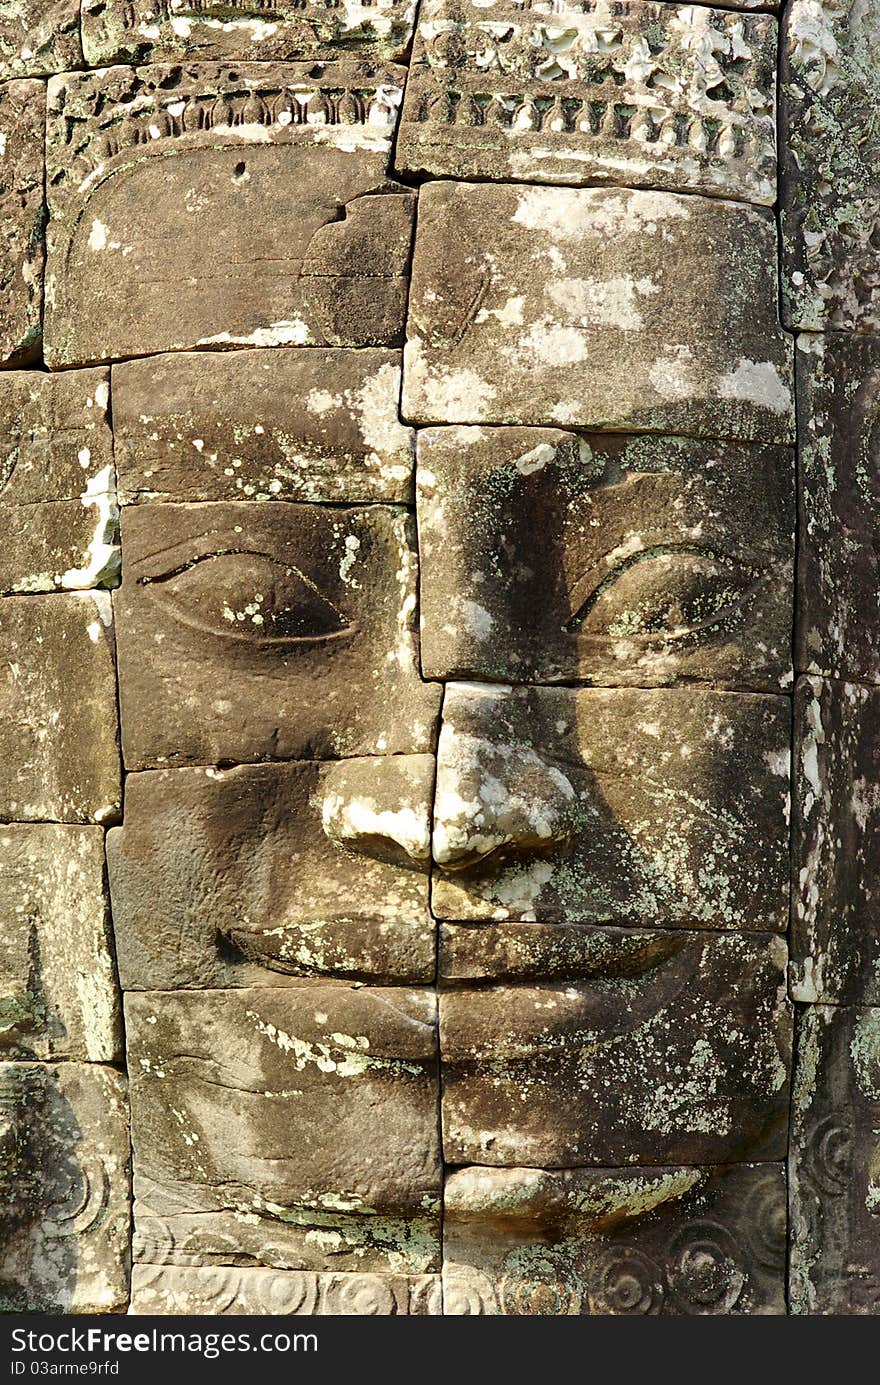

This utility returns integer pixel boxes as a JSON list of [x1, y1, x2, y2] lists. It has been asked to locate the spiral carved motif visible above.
[[498, 1248, 582, 1316], [589, 1249, 665, 1315], [803, 1115, 854, 1197], [665, 1222, 746, 1315], [443, 1271, 499, 1315]]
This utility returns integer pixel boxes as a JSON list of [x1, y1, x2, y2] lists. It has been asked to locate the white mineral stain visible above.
[[87, 220, 108, 252], [515, 442, 556, 474], [322, 793, 431, 861], [198, 321, 312, 348], [60, 466, 120, 590], [717, 358, 794, 416], [349, 364, 412, 480]]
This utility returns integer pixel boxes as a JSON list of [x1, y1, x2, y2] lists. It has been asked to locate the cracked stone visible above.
[[44, 62, 412, 368]]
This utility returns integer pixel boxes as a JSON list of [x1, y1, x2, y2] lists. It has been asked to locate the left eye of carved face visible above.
[[566, 546, 762, 643], [139, 550, 352, 643]]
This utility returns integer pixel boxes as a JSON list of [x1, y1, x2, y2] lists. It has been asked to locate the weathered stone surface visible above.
[[780, 0, 880, 331], [440, 919, 688, 985], [0, 369, 118, 595], [108, 758, 434, 987], [0, 593, 121, 824], [444, 1164, 786, 1315], [131, 1265, 440, 1315], [431, 683, 790, 929], [0, 1, 82, 78], [82, 0, 418, 66], [0, 370, 111, 507], [417, 427, 794, 689], [114, 502, 439, 769], [796, 333, 880, 683], [0, 825, 120, 1061], [113, 349, 413, 505], [0, 368, 117, 595], [45, 62, 413, 368], [396, 0, 777, 204], [403, 182, 794, 443], [0, 79, 44, 367], [790, 1004, 880, 1314], [0, 1062, 130, 1313], [127, 987, 441, 1273], [791, 677, 880, 1006], [440, 931, 791, 1166]]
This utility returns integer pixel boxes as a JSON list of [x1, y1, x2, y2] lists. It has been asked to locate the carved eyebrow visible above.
[[564, 543, 761, 634]]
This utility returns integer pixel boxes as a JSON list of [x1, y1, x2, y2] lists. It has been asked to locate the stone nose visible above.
[[431, 720, 576, 869], [320, 754, 434, 867]]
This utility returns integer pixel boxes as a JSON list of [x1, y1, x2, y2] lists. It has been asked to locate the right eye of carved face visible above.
[[566, 545, 762, 643], [138, 551, 352, 644]]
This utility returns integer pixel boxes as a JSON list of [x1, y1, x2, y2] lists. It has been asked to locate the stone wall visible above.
[[0, 0, 875, 1316]]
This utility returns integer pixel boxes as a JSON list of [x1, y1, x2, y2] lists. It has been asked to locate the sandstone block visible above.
[[114, 502, 440, 769], [0, 79, 45, 367], [417, 426, 794, 689], [0, 1062, 130, 1313], [108, 758, 434, 987], [796, 333, 880, 683], [790, 1005, 880, 1313], [791, 676, 880, 1005], [0, 369, 118, 595], [444, 1164, 786, 1315], [0, 825, 120, 1061], [130, 1265, 440, 1315], [780, 0, 880, 330], [440, 931, 791, 1166], [402, 182, 795, 442], [397, 0, 777, 204], [112, 349, 413, 505], [82, 0, 417, 66], [127, 986, 441, 1273], [45, 62, 413, 367], [0, 593, 121, 824], [431, 683, 791, 930]]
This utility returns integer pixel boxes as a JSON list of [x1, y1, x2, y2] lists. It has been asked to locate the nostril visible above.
[[323, 793, 431, 864], [318, 756, 435, 868]]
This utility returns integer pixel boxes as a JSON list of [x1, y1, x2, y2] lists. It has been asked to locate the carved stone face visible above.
[[0, 28, 800, 1315]]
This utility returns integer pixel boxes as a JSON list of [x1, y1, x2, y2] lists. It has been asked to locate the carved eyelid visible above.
[[565, 542, 760, 635], [136, 547, 353, 643]]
